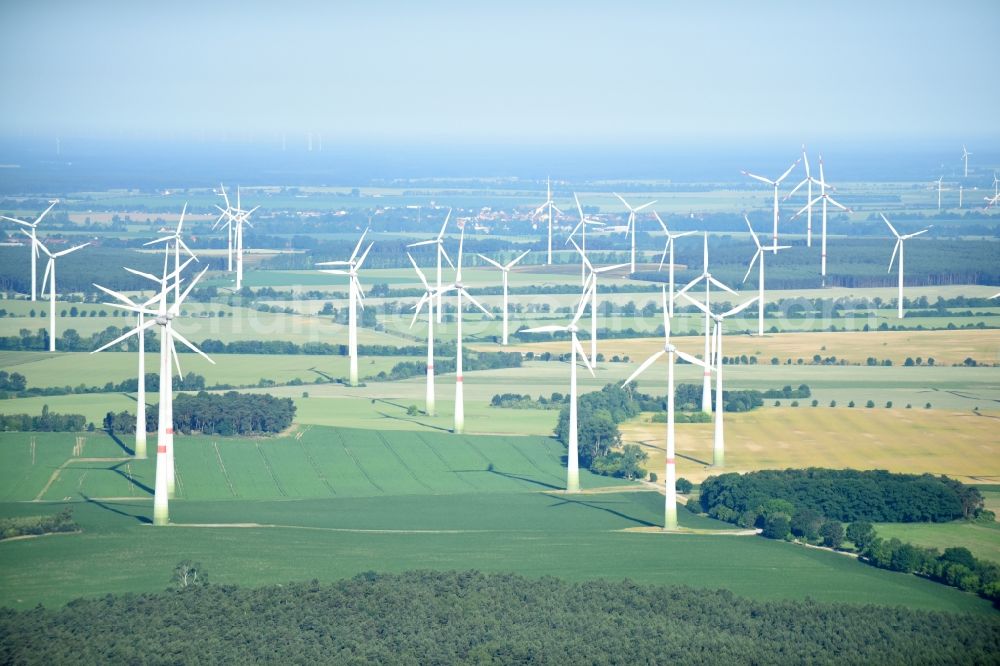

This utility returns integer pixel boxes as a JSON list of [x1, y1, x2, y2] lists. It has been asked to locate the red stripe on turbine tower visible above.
[[165, 428, 174, 435], [158, 445, 167, 453], [456, 375, 463, 383], [666, 458, 675, 464], [427, 363, 434, 369]]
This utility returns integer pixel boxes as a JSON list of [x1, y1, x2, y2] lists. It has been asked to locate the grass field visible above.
[[873, 521, 1000, 564], [0, 426, 992, 615], [622, 407, 1000, 486]]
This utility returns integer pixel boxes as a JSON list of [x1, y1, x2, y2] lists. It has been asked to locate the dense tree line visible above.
[[698, 469, 984, 524], [376, 351, 522, 382], [104, 391, 295, 436], [0, 509, 77, 541], [1, 570, 997, 664], [0, 405, 88, 432], [490, 392, 569, 409]]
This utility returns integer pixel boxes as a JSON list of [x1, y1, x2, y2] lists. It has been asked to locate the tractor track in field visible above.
[[169, 523, 493, 534], [33, 457, 132, 502], [334, 430, 383, 493], [213, 442, 238, 498], [297, 438, 337, 496], [414, 433, 478, 490], [255, 443, 288, 497], [507, 439, 564, 484], [376, 433, 434, 492]]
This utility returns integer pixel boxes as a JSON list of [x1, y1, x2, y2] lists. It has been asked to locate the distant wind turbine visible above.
[[215, 186, 259, 289], [962, 145, 972, 178], [934, 176, 950, 211], [2, 200, 59, 302], [743, 215, 789, 337], [882, 213, 929, 319], [624, 287, 709, 529], [742, 156, 800, 252], [674, 233, 736, 414], [144, 203, 198, 301], [30, 235, 89, 352], [317, 229, 374, 386], [408, 253, 453, 417], [531, 178, 563, 265], [683, 294, 759, 467], [570, 238, 628, 363], [569, 194, 605, 286], [783, 145, 816, 246], [522, 279, 595, 493], [407, 209, 455, 323], [477, 250, 530, 345], [444, 225, 493, 434], [613, 192, 657, 273], [789, 156, 851, 285], [653, 211, 696, 317]]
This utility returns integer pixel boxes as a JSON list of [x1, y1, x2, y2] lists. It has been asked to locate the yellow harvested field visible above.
[[622, 408, 1000, 485], [496, 328, 1000, 367]]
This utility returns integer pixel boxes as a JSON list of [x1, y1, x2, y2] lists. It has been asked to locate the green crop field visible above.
[[0, 426, 992, 615], [873, 521, 1000, 564]]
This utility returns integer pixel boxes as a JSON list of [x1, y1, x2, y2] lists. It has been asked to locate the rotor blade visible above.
[[409, 294, 429, 329], [460, 289, 493, 318], [350, 228, 369, 262], [437, 209, 452, 239], [92, 318, 157, 353], [634, 200, 656, 212], [506, 250, 530, 269], [776, 158, 800, 184], [41, 259, 52, 294], [594, 263, 629, 274], [406, 239, 437, 248], [783, 178, 807, 201], [743, 250, 761, 284], [455, 228, 465, 282], [613, 192, 631, 210], [790, 196, 823, 220], [742, 171, 773, 186], [1, 216, 34, 228], [355, 242, 374, 270], [93, 283, 141, 309], [888, 239, 900, 273], [408, 253, 429, 290], [316, 260, 351, 266], [744, 214, 761, 249], [574, 192, 584, 220], [124, 266, 162, 284], [34, 201, 58, 225], [573, 337, 595, 377], [477, 254, 504, 270], [169, 327, 215, 365], [661, 286, 670, 338], [169, 334, 183, 378], [653, 210, 668, 234], [52, 242, 90, 258], [708, 276, 738, 295], [905, 229, 929, 238], [623, 349, 665, 386], [439, 244, 455, 269], [657, 241, 669, 271], [674, 275, 703, 300], [177, 238, 198, 261], [521, 325, 568, 334], [722, 296, 759, 318], [142, 236, 173, 247], [825, 195, 850, 212], [219, 183, 230, 209], [682, 292, 710, 316], [676, 350, 708, 369], [880, 213, 900, 238], [571, 281, 594, 328], [568, 238, 592, 271], [170, 266, 209, 314]]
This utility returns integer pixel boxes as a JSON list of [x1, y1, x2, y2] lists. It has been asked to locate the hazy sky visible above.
[[2, 0, 998, 144]]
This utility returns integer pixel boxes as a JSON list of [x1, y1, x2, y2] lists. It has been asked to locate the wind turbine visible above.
[[93, 255, 213, 524], [962, 145, 972, 178], [789, 156, 851, 285], [613, 193, 657, 273], [571, 238, 628, 363], [653, 211, 696, 317], [531, 178, 563, 265], [406, 209, 455, 323], [674, 233, 736, 414], [569, 193, 605, 285], [882, 213, 929, 319], [215, 186, 258, 289], [521, 280, 595, 493], [477, 250, 530, 345], [934, 176, 950, 211], [985, 192, 1000, 210], [408, 253, 454, 417], [31, 235, 90, 352], [317, 229, 374, 386], [1, 200, 57, 301], [784, 145, 816, 246], [145, 203, 198, 300], [444, 225, 493, 434], [214, 184, 236, 272], [682, 294, 759, 467], [742, 156, 800, 252], [624, 287, 709, 530], [743, 215, 789, 336]]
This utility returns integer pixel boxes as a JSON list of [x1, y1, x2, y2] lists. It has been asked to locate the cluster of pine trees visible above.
[[104, 391, 295, 436], [0, 405, 87, 432]]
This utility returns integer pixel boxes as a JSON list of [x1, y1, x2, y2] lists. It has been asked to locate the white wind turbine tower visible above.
[[521, 280, 595, 493], [624, 287, 709, 529], [216, 186, 259, 289], [145, 203, 198, 300], [406, 209, 455, 323], [93, 257, 213, 525], [653, 211, 696, 317], [570, 238, 628, 363], [683, 294, 759, 467], [214, 184, 236, 272], [934, 176, 950, 211], [408, 254, 454, 417], [674, 233, 736, 414], [882, 213, 929, 319], [444, 225, 493, 434], [1, 200, 57, 301], [477, 250, 530, 345], [962, 145, 972, 178], [531, 178, 563, 265], [569, 194, 605, 285], [789, 156, 851, 285], [784, 145, 817, 246], [744, 215, 790, 336], [317, 229, 374, 387], [30, 236, 90, 352], [613, 193, 657, 273], [742, 156, 800, 252]]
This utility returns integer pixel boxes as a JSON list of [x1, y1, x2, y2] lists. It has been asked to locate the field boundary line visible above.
[[507, 439, 564, 484], [376, 433, 434, 492], [30, 457, 130, 502], [256, 443, 288, 497], [213, 442, 238, 498], [414, 433, 478, 490]]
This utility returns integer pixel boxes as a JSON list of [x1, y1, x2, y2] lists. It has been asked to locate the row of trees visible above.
[[698, 468, 984, 525], [374, 351, 522, 382], [103, 392, 296, 436], [0, 509, 77, 541], [0, 405, 87, 432]]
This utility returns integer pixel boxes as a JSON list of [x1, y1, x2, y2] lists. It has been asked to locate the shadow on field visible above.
[[80, 493, 152, 524], [677, 452, 712, 466], [104, 429, 134, 456], [452, 468, 563, 490], [109, 461, 153, 495], [543, 493, 656, 527], [375, 411, 452, 433]]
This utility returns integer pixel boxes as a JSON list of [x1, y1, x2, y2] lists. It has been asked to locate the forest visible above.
[[0, 570, 996, 665], [103, 391, 295, 436]]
